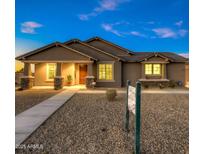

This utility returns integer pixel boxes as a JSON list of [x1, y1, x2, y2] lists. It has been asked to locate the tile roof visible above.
[[16, 36, 188, 63], [85, 37, 132, 56], [118, 52, 188, 62], [64, 39, 124, 61]]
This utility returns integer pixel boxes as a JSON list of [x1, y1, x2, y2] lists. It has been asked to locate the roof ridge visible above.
[[64, 39, 124, 61]]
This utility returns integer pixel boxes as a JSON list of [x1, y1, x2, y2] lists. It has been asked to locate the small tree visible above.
[[106, 89, 117, 101]]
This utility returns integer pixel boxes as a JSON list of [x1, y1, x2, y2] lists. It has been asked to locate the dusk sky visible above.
[[16, 0, 189, 57]]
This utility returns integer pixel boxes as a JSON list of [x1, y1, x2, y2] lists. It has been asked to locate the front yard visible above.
[[16, 92, 188, 154], [15, 89, 63, 115]]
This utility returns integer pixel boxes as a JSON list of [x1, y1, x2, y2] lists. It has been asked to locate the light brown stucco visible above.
[[167, 63, 186, 85], [122, 62, 141, 86]]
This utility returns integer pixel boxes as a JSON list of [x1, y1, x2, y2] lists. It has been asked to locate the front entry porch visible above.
[[20, 61, 95, 90]]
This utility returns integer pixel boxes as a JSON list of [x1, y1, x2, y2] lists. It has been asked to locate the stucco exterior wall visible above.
[[167, 63, 186, 85], [34, 61, 187, 87], [185, 64, 189, 87], [35, 63, 52, 86], [122, 62, 141, 86], [62, 63, 76, 85]]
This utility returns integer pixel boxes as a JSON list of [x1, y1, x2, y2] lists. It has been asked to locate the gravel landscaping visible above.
[[16, 92, 188, 154], [15, 89, 63, 115]]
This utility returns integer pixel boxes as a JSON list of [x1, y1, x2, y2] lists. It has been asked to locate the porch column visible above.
[[54, 62, 64, 90], [87, 63, 93, 76], [24, 63, 32, 76], [85, 63, 95, 88], [162, 64, 167, 79], [141, 63, 145, 79], [20, 63, 34, 89], [56, 63, 62, 76]]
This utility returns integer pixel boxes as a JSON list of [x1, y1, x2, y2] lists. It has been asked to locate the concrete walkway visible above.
[[78, 89, 189, 94], [142, 89, 189, 94], [15, 89, 77, 146]]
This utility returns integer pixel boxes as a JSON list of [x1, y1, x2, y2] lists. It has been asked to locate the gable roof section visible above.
[[64, 39, 124, 61], [85, 36, 133, 56], [159, 52, 188, 62], [119, 52, 188, 62], [16, 42, 97, 61], [16, 36, 188, 63]]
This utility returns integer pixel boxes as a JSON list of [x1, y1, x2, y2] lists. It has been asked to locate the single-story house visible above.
[[16, 36, 189, 89]]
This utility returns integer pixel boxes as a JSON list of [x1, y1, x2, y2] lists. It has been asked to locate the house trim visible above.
[[21, 60, 94, 63], [139, 52, 174, 62]]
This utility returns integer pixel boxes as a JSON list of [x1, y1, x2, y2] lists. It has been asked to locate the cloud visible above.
[[178, 29, 187, 37], [78, 12, 97, 21], [179, 53, 189, 58], [175, 20, 183, 26], [137, 21, 157, 25], [152, 28, 188, 38], [79, 0, 130, 20], [147, 21, 155, 24], [152, 28, 177, 38], [101, 23, 122, 36], [21, 21, 43, 34], [101, 22, 146, 38], [130, 31, 146, 37]]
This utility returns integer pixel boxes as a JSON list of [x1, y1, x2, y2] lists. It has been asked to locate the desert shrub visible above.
[[177, 81, 183, 87], [159, 83, 165, 89], [106, 89, 117, 101], [143, 84, 149, 89], [17, 87, 23, 91], [169, 80, 176, 88]]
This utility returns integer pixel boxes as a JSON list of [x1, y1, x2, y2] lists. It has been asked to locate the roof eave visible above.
[[15, 42, 61, 61]]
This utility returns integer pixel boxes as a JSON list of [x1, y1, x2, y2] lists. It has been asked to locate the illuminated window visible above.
[[98, 64, 113, 80], [145, 64, 152, 75], [47, 63, 56, 80], [145, 64, 161, 75], [153, 64, 161, 75]]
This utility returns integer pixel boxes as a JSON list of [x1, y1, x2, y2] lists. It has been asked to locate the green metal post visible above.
[[135, 81, 141, 154], [124, 80, 130, 132]]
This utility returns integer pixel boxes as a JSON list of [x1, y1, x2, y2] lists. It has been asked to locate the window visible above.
[[98, 64, 113, 80], [145, 64, 152, 75], [145, 64, 161, 75], [153, 64, 161, 75], [47, 63, 56, 80]]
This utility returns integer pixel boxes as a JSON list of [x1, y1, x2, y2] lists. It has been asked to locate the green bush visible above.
[[106, 89, 117, 101], [67, 75, 72, 83], [169, 80, 176, 88]]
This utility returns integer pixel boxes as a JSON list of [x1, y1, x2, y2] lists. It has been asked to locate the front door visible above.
[[79, 64, 87, 84]]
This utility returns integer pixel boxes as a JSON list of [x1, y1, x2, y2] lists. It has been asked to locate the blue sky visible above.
[[16, 0, 189, 56]]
